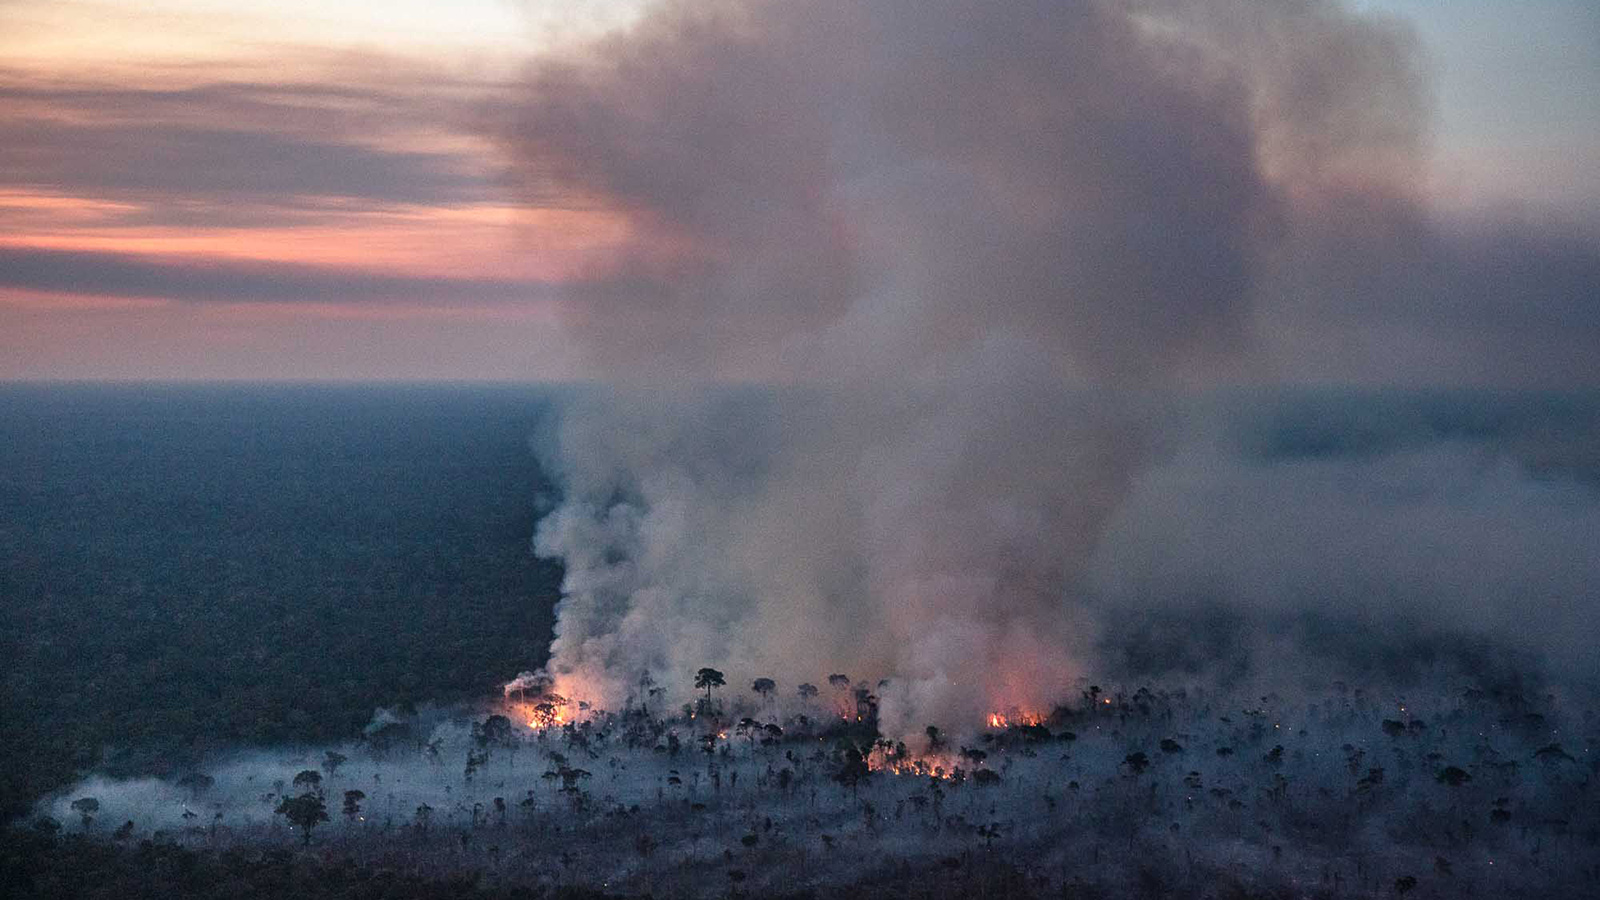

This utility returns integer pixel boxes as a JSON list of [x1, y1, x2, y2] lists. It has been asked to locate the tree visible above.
[[853, 684, 877, 722], [275, 792, 329, 845], [477, 714, 514, 747], [342, 789, 365, 821], [695, 667, 726, 701], [797, 683, 819, 702], [827, 673, 851, 692], [752, 677, 776, 703], [834, 745, 869, 793], [322, 750, 347, 776], [292, 769, 323, 794], [532, 701, 561, 728], [70, 796, 99, 829]]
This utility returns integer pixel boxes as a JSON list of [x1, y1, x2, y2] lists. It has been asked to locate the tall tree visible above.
[[751, 677, 776, 704], [694, 667, 726, 701]]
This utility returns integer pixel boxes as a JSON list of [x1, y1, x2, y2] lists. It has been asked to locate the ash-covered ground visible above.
[[39, 679, 1599, 899]]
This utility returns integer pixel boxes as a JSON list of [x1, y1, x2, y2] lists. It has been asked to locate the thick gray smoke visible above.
[[502, 0, 1600, 736]]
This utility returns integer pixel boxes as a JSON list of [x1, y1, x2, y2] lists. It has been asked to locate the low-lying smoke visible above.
[[500, 0, 1600, 735]]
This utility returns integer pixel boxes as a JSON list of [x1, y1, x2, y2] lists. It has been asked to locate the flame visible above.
[[503, 670, 598, 729], [987, 710, 1043, 729], [866, 746, 957, 779], [512, 697, 571, 730]]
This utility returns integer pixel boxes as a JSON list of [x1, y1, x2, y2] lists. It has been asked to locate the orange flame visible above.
[[987, 710, 1043, 729], [512, 698, 570, 730]]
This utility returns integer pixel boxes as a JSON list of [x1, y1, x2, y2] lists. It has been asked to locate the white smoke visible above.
[[501, 0, 1600, 736]]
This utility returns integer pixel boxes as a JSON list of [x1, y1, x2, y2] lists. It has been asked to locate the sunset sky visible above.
[[2, 0, 1596, 381]]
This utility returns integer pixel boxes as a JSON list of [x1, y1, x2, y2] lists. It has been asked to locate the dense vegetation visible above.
[[0, 385, 565, 822]]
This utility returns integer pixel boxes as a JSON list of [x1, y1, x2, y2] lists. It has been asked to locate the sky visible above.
[[0, 0, 1595, 382]]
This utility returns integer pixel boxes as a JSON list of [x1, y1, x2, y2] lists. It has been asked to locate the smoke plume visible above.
[[500, 0, 1600, 736]]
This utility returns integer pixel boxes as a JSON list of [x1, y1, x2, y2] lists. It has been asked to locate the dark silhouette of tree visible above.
[[834, 745, 869, 792], [1436, 766, 1472, 787], [69, 797, 99, 829], [827, 673, 851, 692], [292, 769, 323, 794], [322, 750, 347, 776], [531, 701, 561, 728], [752, 677, 776, 703], [341, 789, 365, 821], [925, 725, 945, 753], [477, 714, 514, 747], [695, 667, 726, 701], [852, 684, 877, 722], [1122, 751, 1150, 776], [797, 683, 818, 702], [275, 792, 328, 845]]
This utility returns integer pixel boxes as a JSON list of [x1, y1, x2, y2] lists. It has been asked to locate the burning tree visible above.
[[531, 697, 568, 728]]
